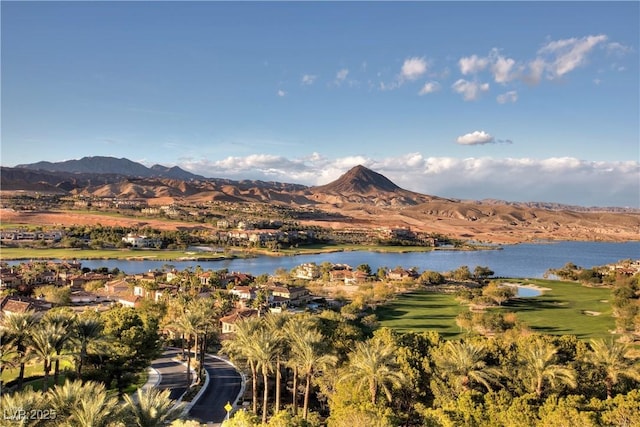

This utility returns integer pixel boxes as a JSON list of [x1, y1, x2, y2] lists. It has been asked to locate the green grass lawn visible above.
[[2, 361, 148, 394], [376, 292, 467, 338], [377, 279, 615, 340], [501, 279, 614, 340], [0, 247, 235, 261]]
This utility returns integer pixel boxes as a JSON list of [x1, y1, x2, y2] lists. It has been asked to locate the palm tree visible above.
[[1, 311, 38, 389], [189, 298, 216, 380], [123, 387, 185, 427], [171, 309, 204, 385], [28, 323, 66, 391], [0, 328, 19, 384], [72, 316, 106, 378], [588, 338, 640, 399], [221, 316, 262, 415], [0, 386, 45, 427], [339, 337, 405, 405], [264, 313, 290, 414], [432, 340, 503, 394], [47, 378, 87, 420], [289, 327, 337, 420], [519, 338, 577, 397], [251, 324, 279, 424], [67, 380, 122, 427], [42, 311, 74, 385], [283, 315, 318, 415]]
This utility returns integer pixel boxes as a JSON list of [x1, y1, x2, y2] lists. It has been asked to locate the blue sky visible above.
[[2, 1, 639, 207]]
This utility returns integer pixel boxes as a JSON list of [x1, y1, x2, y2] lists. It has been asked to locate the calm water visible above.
[[50, 241, 639, 278]]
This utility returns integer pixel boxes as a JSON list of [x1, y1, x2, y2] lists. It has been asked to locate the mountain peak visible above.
[[313, 165, 401, 194]]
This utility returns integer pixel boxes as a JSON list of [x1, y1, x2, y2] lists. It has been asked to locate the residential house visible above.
[[387, 267, 419, 281], [104, 279, 131, 295], [121, 233, 160, 248], [220, 308, 259, 334], [117, 295, 141, 308], [132, 283, 176, 302], [294, 263, 320, 280], [0, 296, 50, 316], [0, 271, 22, 289], [269, 285, 311, 305], [230, 285, 255, 300], [223, 272, 254, 287], [70, 291, 102, 304]]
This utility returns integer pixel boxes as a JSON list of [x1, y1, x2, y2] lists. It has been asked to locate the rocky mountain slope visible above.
[[2, 159, 639, 243]]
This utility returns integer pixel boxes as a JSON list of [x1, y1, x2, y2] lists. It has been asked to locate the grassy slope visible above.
[[377, 279, 615, 340]]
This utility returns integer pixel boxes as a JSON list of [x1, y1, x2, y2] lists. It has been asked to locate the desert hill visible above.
[[313, 165, 400, 193], [2, 159, 639, 243], [310, 165, 447, 206]]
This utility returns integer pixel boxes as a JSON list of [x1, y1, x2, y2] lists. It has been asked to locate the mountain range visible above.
[[16, 156, 204, 180], [2, 156, 639, 243]]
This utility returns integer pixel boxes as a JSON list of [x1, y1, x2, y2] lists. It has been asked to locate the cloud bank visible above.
[[179, 153, 639, 207]]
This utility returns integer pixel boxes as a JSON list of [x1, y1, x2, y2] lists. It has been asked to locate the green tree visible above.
[[222, 317, 262, 414], [42, 310, 75, 386], [339, 337, 405, 405], [588, 338, 640, 399], [123, 387, 185, 427], [432, 340, 503, 395], [356, 264, 372, 275], [419, 270, 445, 286], [289, 326, 337, 420], [264, 313, 290, 414], [473, 266, 494, 282], [37, 285, 72, 306], [518, 337, 577, 397], [251, 324, 279, 424], [0, 386, 46, 427], [29, 322, 66, 391], [67, 380, 123, 427], [452, 265, 472, 282], [100, 306, 161, 396], [1, 310, 38, 390], [72, 316, 106, 379]]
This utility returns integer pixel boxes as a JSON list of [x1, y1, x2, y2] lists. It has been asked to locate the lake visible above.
[[61, 241, 639, 278]]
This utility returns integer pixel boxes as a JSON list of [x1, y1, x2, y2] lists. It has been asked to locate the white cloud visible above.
[[456, 130, 495, 145], [301, 74, 317, 85], [451, 79, 490, 101], [490, 54, 518, 83], [277, 89, 286, 97], [496, 90, 518, 104], [179, 153, 640, 207], [537, 34, 608, 79], [334, 68, 349, 85], [418, 81, 440, 95], [459, 54, 489, 75], [606, 41, 632, 56], [401, 57, 428, 81], [526, 57, 547, 85]]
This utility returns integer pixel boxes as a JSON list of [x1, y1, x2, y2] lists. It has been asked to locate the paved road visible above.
[[150, 348, 191, 400], [188, 355, 243, 425]]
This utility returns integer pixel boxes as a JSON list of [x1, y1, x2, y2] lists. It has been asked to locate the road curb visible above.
[[142, 366, 162, 390], [182, 362, 210, 415]]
